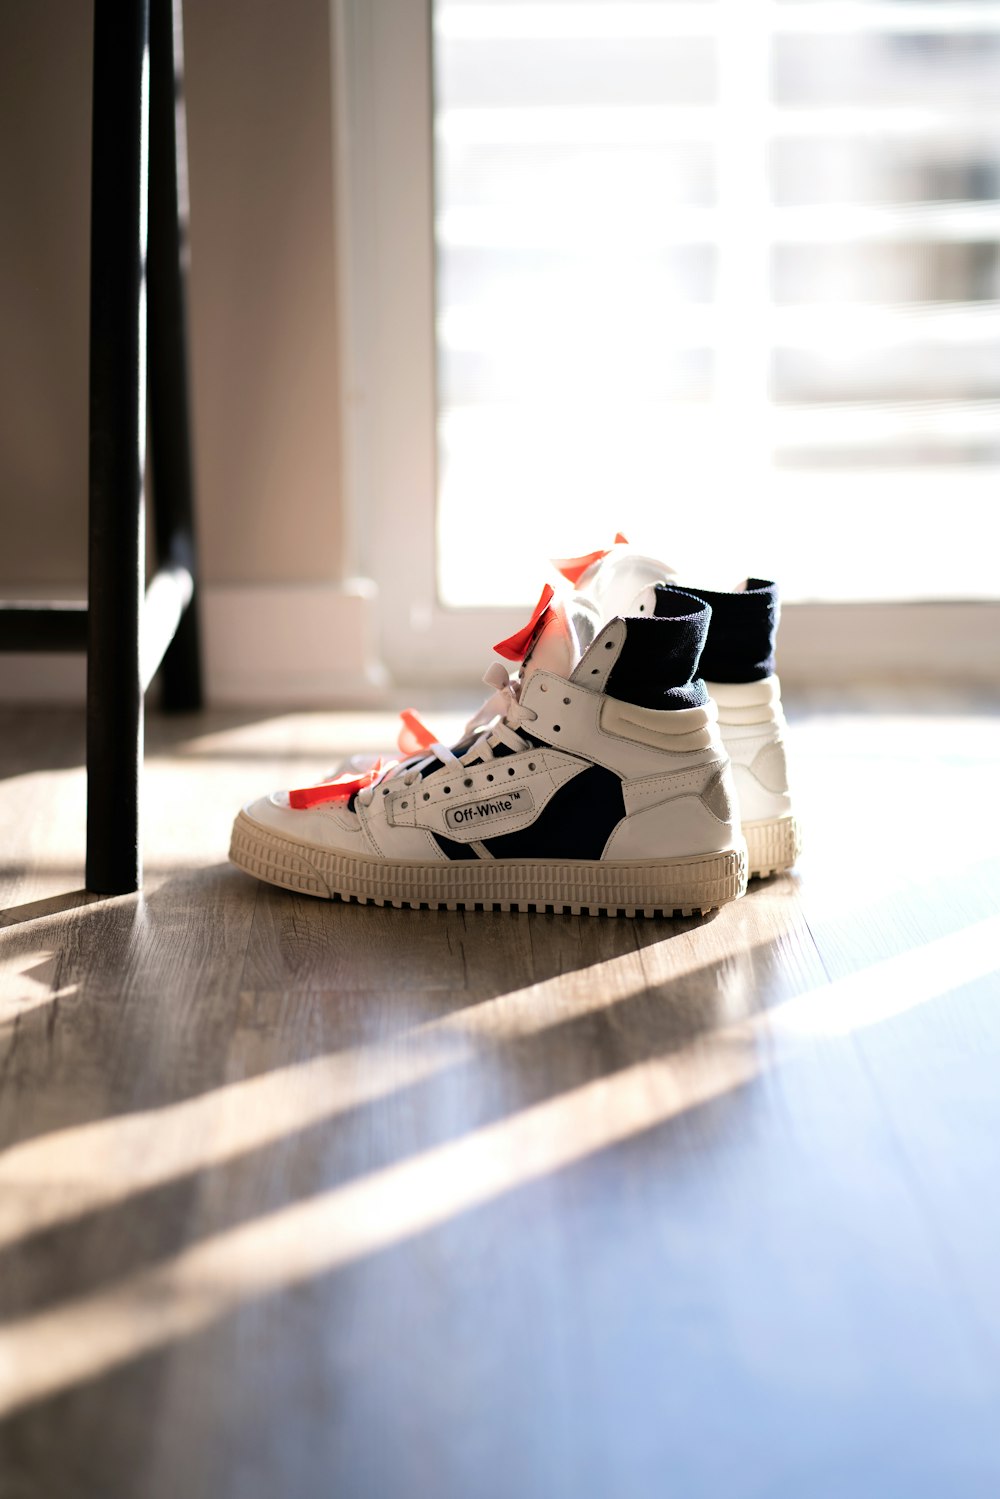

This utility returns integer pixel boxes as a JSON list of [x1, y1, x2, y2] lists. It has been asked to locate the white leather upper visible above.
[[245, 791, 449, 862], [519, 669, 725, 783], [708, 675, 793, 824], [569, 618, 627, 694], [707, 675, 784, 727], [244, 619, 748, 864], [386, 747, 586, 844], [599, 694, 718, 754], [573, 547, 676, 622], [245, 792, 372, 854], [603, 792, 736, 860]]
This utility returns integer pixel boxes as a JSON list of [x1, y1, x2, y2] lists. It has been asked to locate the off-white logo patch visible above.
[[444, 786, 534, 830]]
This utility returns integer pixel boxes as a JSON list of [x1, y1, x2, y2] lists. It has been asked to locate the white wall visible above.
[[0, 0, 384, 704]]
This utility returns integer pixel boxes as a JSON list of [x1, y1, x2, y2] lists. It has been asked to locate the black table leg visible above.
[[86, 0, 150, 896], [149, 0, 203, 713]]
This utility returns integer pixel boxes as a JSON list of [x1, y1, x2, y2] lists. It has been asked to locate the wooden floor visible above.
[[2, 693, 1000, 1499]]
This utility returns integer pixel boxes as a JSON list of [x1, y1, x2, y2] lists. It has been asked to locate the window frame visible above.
[[333, 0, 1000, 689]]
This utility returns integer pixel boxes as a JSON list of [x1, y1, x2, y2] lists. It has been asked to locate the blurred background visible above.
[[434, 0, 1000, 604], [1, 0, 998, 699]]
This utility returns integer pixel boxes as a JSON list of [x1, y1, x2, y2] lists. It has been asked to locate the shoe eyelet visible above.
[[507, 767, 515, 776], [591, 668, 599, 675], [528, 762, 536, 772], [464, 778, 473, 787], [562, 697, 570, 705], [605, 640, 614, 649], [552, 724, 561, 732], [443, 785, 451, 794], [400, 800, 408, 809], [422, 792, 430, 801], [486, 774, 494, 782], [539, 683, 548, 692]]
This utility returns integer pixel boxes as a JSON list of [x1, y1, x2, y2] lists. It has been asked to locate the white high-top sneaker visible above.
[[229, 591, 747, 917], [563, 545, 802, 880], [701, 674, 800, 880]]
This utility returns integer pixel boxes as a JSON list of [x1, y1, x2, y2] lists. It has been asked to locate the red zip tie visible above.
[[493, 583, 555, 662], [398, 709, 438, 757], [551, 547, 608, 586], [288, 756, 390, 810], [552, 534, 630, 585]]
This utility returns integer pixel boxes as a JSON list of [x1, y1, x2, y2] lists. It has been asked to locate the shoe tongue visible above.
[[578, 548, 676, 623], [522, 594, 600, 684]]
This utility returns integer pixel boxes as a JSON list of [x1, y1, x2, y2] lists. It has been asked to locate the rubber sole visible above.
[[230, 810, 748, 918], [743, 814, 802, 880]]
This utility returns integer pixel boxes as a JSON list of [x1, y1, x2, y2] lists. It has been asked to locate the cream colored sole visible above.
[[743, 815, 802, 879], [230, 810, 748, 918]]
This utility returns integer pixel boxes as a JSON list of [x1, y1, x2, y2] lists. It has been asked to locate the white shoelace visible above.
[[356, 663, 539, 809]]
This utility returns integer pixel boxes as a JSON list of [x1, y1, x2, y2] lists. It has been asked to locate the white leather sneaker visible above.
[[230, 591, 747, 917], [702, 674, 800, 880], [563, 545, 802, 880]]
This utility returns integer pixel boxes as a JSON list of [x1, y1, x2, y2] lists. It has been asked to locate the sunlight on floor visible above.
[[0, 1033, 758, 1417], [772, 912, 1000, 1039], [0, 926, 770, 1248], [2, 908, 996, 1417]]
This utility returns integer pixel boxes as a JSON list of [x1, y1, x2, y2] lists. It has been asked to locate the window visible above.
[[335, 0, 1000, 682]]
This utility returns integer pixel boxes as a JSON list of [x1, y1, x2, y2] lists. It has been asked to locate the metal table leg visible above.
[[86, 0, 150, 896]]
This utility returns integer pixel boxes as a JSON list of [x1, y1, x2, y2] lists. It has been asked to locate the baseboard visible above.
[[777, 602, 1000, 688], [0, 581, 391, 707], [201, 581, 390, 706], [2, 592, 997, 705]]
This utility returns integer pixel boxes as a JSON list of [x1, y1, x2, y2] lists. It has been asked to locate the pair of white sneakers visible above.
[[229, 543, 801, 918]]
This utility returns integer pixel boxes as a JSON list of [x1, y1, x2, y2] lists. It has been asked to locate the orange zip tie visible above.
[[398, 709, 439, 758], [288, 756, 391, 810], [552, 533, 629, 585], [492, 582, 555, 662]]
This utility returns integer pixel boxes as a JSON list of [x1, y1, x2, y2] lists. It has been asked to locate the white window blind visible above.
[[433, 1, 1000, 607]]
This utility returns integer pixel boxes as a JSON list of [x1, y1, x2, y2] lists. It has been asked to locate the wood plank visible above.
[[2, 700, 1000, 1499]]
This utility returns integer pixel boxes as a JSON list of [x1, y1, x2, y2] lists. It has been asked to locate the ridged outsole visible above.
[[229, 811, 748, 918], [743, 815, 802, 880]]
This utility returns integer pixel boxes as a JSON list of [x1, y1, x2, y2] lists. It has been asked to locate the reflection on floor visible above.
[[2, 695, 1000, 1499]]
